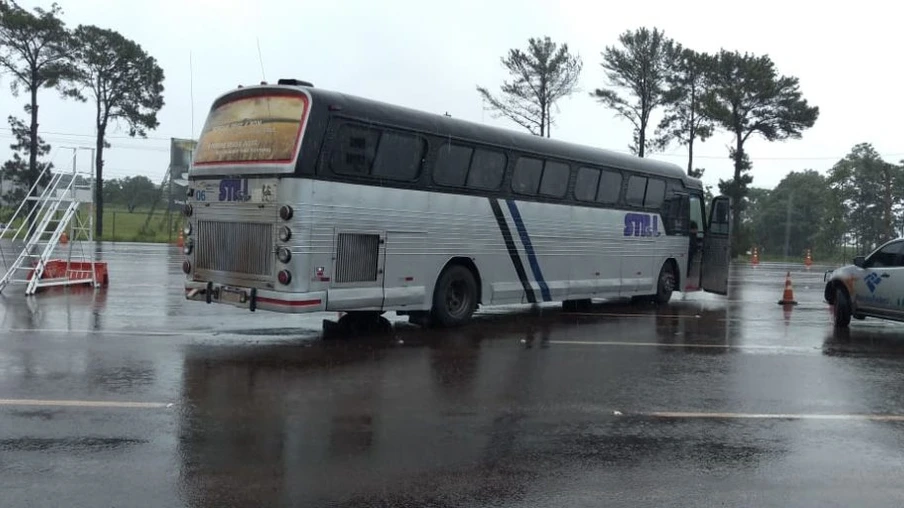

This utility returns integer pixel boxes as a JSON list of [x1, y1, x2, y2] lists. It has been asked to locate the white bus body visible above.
[[182, 80, 731, 327]]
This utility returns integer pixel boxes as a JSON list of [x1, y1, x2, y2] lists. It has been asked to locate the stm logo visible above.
[[865, 272, 883, 293], [624, 213, 660, 237]]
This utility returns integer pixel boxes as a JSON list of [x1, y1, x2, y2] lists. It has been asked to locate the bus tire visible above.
[[431, 264, 478, 327], [654, 262, 676, 304]]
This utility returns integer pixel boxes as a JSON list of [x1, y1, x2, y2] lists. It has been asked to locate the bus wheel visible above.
[[431, 264, 478, 327], [654, 262, 676, 304]]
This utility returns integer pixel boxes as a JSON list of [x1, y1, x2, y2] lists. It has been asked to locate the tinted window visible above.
[[467, 149, 506, 190], [575, 167, 600, 201], [870, 242, 904, 267], [331, 124, 379, 175], [626, 175, 647, 206], [372, 131, 425, 181], [597, 170, 622, 204], [512, 157, 543, 195], [434, 143, 472, 187], [645, 178, 666, 208], [539, 161, 570, 198]]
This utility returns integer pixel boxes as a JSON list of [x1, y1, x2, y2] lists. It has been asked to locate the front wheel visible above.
[[833, 287, 852, 328], [431, 265, 478, 327], [654, 263, 676, 304]]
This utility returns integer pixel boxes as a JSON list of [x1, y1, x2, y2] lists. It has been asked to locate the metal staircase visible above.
[[0, 152, 100, 296]]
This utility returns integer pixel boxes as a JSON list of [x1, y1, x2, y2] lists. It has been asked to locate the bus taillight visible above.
[[278, 270, 292, 285], [279, 205, 293, 221]]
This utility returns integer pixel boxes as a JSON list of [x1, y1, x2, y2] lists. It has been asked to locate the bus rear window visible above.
[[194, 93, 308, 165]]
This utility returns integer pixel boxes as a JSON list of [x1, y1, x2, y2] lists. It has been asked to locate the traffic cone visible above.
[[777, 271, 798, 305], [176, 230, 184, 248], [751, 247, 760, 266], [804, 249, 812, 269]]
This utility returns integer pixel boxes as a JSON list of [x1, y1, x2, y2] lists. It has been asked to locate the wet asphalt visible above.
[[3, 244, 904, 507]]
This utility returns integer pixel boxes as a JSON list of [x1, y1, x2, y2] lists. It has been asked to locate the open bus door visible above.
[[701, 196, 732, 295]]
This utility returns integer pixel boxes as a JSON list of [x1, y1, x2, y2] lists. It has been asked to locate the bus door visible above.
[[685, 194, 706, 290], [701, 196, 732, 295]]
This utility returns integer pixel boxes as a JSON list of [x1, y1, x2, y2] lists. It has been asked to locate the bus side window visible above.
[[433, 143, 473, 187], [512, 157, 543, 195], [644, 178, 665, 209], [596, 170, 621, 204], [625, 175, 646, 207], [574, 167, 600, 202], [331, 124, 380, 176], [466, 149, 506, 190], [372, 131, 426, 181]]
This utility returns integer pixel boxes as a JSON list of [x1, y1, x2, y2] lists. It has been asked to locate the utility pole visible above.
[[783, 191, 793, 260]]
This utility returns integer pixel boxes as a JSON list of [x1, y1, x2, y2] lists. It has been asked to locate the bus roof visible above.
[[217, 82, 703, 190]]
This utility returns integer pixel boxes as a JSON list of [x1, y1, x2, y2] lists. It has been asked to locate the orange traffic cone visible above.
[[804, 249, 812, 269], [751, 247, 760, 266], [176, 230, 184, 248], [777, 271, 798, 305]]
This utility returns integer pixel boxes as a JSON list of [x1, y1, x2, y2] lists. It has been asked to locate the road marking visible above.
[[8, 328, 200, 337], [633, 411, 904, 422], [548, 340, 813, 352], [0, 398, 172, 409]]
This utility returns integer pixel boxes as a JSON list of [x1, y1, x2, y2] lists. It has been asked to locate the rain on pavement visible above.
[[3, 243, 904, 507]]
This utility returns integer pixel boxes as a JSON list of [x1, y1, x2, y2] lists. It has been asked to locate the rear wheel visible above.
[[833, 287, 852, 328], [431, 264, 478, 327]]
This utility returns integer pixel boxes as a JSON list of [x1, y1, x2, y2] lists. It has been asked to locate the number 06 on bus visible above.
[[182, 78, 732, 327]]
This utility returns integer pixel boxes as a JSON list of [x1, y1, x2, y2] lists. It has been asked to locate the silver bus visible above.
[[182, 79, 732, 327]]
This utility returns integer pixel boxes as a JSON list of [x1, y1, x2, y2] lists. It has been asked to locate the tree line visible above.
[[745, 143, 904, 262], [0, 0, 164, 236], [477, 28, 821, 255]]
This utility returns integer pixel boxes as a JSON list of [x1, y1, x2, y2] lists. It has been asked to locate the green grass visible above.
[[1, 206, 184, 243]]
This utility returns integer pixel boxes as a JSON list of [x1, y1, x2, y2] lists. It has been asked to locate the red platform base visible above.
[[27, 259, 109, 286]]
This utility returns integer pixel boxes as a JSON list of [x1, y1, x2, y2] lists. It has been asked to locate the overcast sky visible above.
[[1, 0, 901, 193]]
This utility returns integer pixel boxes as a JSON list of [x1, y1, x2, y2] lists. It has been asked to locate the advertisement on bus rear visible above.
[[193, 94, 307, 165]]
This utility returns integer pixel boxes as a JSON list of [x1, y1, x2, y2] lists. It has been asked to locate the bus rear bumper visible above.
[[184, 280, 327, 313]]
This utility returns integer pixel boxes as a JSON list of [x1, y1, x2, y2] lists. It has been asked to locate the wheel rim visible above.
[[445, 278, 471, 317]]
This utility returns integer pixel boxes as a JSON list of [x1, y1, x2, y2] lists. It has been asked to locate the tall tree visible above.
[[591, 26, 676, 157], [477, 36, 582, 138], [654, 48, 715, 176], [1, 114, 52, 206], [0, 1, 78, 194], [703, 50, 819, 255], [70, 25, 165, 237]]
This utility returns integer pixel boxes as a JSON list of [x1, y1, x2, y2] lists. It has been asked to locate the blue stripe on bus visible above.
[[488, 198, 537, 304], [505, 199, 551, 302]]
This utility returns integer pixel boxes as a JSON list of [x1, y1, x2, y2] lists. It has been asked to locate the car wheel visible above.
[[833, 287, 852, 328]]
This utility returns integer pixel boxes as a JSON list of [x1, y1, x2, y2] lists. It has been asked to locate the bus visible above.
[[182, 78, 732, 327]]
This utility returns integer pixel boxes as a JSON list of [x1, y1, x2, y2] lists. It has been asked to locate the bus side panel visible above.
[[567, 205, 624, 300], [498, 198, 571, 302], [426, 191, 526, 307], [307, 181, 530, 312]]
